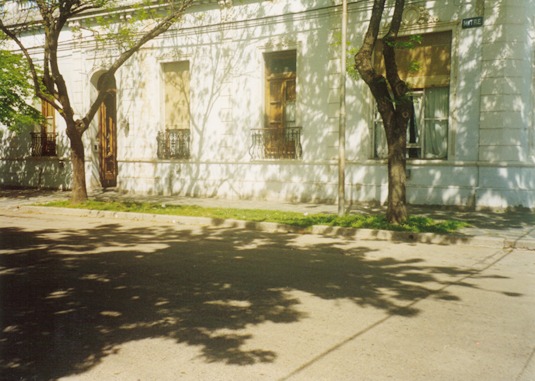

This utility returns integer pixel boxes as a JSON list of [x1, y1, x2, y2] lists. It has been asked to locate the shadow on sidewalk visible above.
[[0, 220, 521, 380]]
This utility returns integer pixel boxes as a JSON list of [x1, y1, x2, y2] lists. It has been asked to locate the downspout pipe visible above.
[[338, 0, 347, 216]]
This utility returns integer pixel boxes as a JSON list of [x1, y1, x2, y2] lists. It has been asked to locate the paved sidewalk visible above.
[[2, 204, 534, 381], [1, 187, 534, 249], [1, 188, 535, 380]]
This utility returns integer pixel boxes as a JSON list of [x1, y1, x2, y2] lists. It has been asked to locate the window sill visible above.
[[26, 155, 64, 161], [250, 158, 303, 163], [156, 158, 191, 162], [372, 158, 449, 164]]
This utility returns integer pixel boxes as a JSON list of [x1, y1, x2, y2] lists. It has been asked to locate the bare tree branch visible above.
[[384, 0, 408, 99], [0, 19, 54, 104], [82, 0, 195, 131], [1, 0, 197, 202], [354, 0, 385, 85]]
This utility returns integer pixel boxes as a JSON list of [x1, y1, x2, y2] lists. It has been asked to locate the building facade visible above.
[[1, 0, 534, 209]]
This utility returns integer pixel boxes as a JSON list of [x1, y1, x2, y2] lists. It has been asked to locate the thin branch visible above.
[[0, 19, 52, 103], [82, 0, 195, 130], [383, 0, 408, 98], [354, 0, 385, 85]]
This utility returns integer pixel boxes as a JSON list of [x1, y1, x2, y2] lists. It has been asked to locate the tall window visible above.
[[250, 50, 302, 160], [157, 61, 191, 160], [265, 50, 297, 130], [373, 31, 452, 159], [31, 100, 57, 156]]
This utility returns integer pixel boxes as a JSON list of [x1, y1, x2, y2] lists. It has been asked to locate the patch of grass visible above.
[[43, 200, 469, 234]]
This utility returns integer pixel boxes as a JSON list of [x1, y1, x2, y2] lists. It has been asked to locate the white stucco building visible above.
[[1, 0, 534, 209]]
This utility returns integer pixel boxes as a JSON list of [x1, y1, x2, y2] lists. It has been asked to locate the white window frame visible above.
[[373, 87, 450, 160]]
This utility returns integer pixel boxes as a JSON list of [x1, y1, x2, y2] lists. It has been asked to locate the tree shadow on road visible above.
[[0, 221, 510, 379]]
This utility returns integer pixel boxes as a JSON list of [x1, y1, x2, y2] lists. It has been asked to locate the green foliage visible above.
[[375, 35, 423, 80], [43, 200, 470, 234], [331, 30, 360, 81], [389, 35, 422, 75], [385, 34, 422, 50], [407, 60, 421, 74], [93, 0, 170, 50], [0, 49, 44, 130], [346, 44, 360, 81]]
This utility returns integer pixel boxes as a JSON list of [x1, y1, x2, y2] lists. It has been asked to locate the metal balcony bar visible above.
[[249, 126, 302, 160], [30, 132, 57, 157], [157, 129, 191, 160]]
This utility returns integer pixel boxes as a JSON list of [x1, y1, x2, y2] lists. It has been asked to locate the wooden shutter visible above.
[[265, 51, 297, 129], [41, 100, 55, 134], [373, 31, 452, 88], [163, 61, 190, 130]]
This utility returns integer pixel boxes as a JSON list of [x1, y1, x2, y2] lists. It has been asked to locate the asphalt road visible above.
[[1, 208, 534, 381]]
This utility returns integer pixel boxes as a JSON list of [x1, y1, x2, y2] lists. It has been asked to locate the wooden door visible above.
[[266, 77, 296, 158], [265, 51, 297, 158], [98, 87, 117, 188]]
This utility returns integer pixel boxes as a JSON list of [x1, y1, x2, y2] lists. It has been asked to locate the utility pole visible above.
[[338, 0, 347, 216]]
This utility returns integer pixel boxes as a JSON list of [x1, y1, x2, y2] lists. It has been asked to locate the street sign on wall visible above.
[[462, 16, 484, 29]]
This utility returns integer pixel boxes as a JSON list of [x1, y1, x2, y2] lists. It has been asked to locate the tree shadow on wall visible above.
[[0, 221, 503, 380]]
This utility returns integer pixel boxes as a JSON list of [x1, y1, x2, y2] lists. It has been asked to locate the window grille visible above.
[[157, 129, 191, 160], [30, 132, 57, 156], [250, 126, 302, 160]]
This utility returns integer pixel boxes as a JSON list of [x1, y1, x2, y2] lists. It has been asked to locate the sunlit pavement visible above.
[[1, 201, 534, 381]]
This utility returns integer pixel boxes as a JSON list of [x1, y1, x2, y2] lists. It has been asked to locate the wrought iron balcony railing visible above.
[[249, 127, 302, 160], [30, 132, 57, 157], [157, 129, 191, 160]]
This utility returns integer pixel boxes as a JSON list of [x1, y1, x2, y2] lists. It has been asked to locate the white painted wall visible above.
[[1, 0, 534, 209]]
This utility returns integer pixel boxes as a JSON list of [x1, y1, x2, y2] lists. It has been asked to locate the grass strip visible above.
[[42, 200, 469, 234]]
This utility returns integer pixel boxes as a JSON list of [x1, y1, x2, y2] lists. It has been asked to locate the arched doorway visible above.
[[97, 75, 117, 188]]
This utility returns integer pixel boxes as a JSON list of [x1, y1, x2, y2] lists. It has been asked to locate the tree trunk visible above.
[[67, 121, 88, 203], [385, 117, 407, 224], [354, 0, 411, 225]]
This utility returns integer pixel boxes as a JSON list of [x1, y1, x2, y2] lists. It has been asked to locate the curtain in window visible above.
[[424, 87, 449, 158], [375, 94, 424, 159], [408, 94, 423, 158]]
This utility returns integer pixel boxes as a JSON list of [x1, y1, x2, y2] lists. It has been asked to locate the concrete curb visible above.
[[17, 205, 535, 250]]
